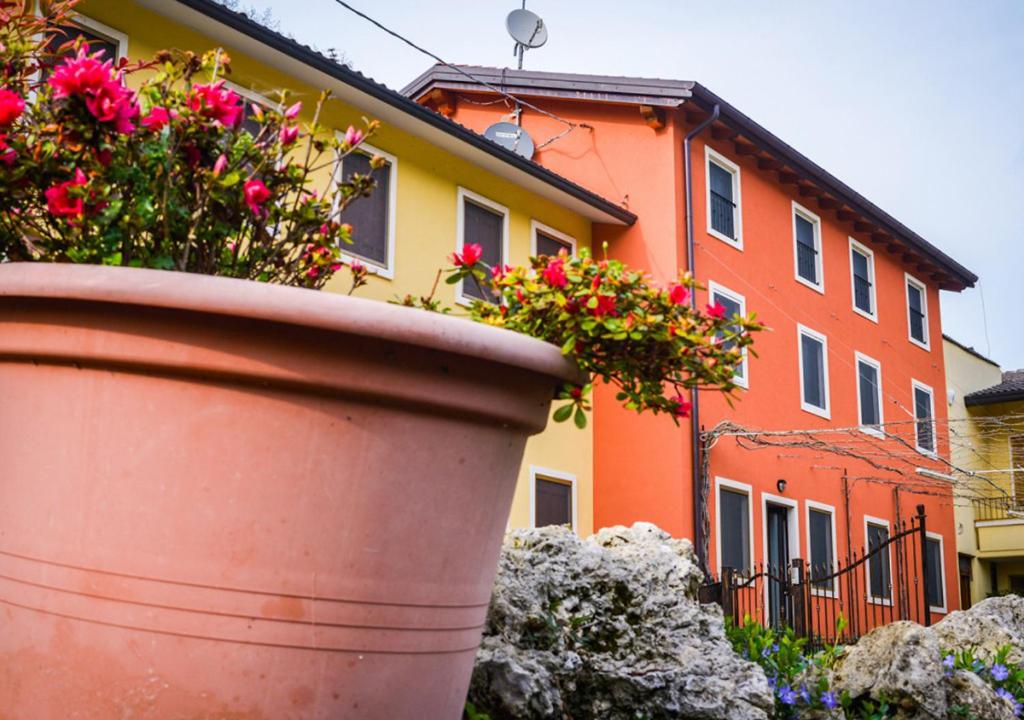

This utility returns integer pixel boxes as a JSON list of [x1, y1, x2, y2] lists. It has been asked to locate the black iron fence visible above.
[[700, 505, 934, 648]]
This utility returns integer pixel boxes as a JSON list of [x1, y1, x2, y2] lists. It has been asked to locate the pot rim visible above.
[[0, 263, 582, 385]]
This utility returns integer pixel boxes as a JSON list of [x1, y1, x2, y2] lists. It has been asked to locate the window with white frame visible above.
[[906, 274, 929, 348], [709, 281, 748, 388], [531, 220, 576, 258], [43, 15, 128, 70], [705, 147, 742, 248], [807, 503, 836, 593], [850, 239, 877, 320], [336, 143, 397, 275], [716, 479, 751, 574], [1011, 435, 1024, 501], [530, 467, 576, 530], [457, 188, 507, 304], [925, 533, 946, 612], [798, 325, 830, 418], [913, 380, 936, 454], [856, 352, 884, 434], [866, 518, 892, 603], [793, 202, 823, 291]]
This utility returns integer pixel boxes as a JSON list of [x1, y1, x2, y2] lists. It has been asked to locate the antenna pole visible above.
[[517, 43, 524, 70]]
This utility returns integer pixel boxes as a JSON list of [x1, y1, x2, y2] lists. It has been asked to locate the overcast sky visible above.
[[252, 0, 1023, 369]]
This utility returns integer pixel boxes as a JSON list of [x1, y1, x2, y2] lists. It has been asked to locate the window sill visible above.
[[853, 305, 878, 324], [341, 253, 393, 280], [867, 597, 893, 607], [860, 426, 885, 439], [708, 227, 743, 251], [801, 402, 831, 420], [795, 274, 826, 295], [909, 335, 931, 352]]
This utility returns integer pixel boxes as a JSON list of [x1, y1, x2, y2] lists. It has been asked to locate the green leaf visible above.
[[560, 335, 577, 355], [444, 273, 463, 285], [553, 404, 574, 423], [574, 407, 587, 429]]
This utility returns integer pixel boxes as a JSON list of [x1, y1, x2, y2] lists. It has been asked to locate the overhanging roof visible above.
[[965, 370, 1024, 407], [136, 1, 636, 226], [405, 65, 977, 290]]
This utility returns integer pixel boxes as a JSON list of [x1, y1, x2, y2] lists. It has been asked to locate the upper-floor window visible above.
[[856, 352, 884, 436], [457, 188, 507, 304], [798, 324, 830, 418], [705, 147, 742, 249], [850, 238, 877, 321], [793, 202, 823, 292], [913, 380, 936, 454], [44, 16, 128, 70], [709, 281, 748, 388], [906, 273, 930, 349], [336, 143, 397, 277], [531, 220, 576, 258], [1011, 435, 1024, 501], [531, 467, 576, 530]]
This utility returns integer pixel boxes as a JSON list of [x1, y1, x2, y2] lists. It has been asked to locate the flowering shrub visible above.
[[427, 245, 764, 426], [0, 0, 379, 288], [944, 645, 1024, 717]]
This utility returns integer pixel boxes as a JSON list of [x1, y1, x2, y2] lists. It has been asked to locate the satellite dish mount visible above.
[[506, 3, 548, 71]]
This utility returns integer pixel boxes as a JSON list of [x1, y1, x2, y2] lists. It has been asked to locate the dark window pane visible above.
[[338, 152, 391, 266], [867, 524, 891, 600], [43, 26, 120, 80], [712, 290, 744, 380], [535, 478, 572, 528], [709, 162, 736, 239], [240, 101, 263, 137], [852, 249, 873, 313], [1011, 436, 1024, 502], [801, 334, 825, 410], [536, 231, 571, 258], [925, 538, 943, 608], [809, 509, 834, 589], [908, 283, 926, 342], [719, 489, 750, 572], [462, 200, 503, 303], [858, 361, 880, 426], [915, 387, 934, 451], [795, 214, 818, 283]]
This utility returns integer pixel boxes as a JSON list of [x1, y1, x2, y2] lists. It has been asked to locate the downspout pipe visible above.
[[683, 103, 720, 574]]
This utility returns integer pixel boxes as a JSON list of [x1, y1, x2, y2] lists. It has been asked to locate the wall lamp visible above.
[[776, 479, 787, 493]]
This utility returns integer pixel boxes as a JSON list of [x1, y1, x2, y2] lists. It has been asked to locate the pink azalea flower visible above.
[[671, 394, 692, 418], [452, 243, 483, 267], [589, 295, 617, 318], [141, 106, 176, 131], [706, 301, 727, 320], [669, 283, 690, 306], [0, 88, 25, 127], [279, 124, 300, 146], [343, 125, 364, 147], [243, 178, 271, 216], [284, 101, 302, 119], [188, 80, 242, 127], [45, 168, 88, 219], [0, 133, 16, 165], [542, 258, 568, 288], [212, 154, 228, 177], [49, 47, 138, 134]]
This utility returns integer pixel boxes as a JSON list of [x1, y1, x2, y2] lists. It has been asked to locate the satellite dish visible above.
[[506, 8, 548, 49], [484, 121, 535, 160]]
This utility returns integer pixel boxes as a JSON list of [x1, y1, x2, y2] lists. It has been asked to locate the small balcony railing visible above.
[[854, 275, 873, 313], [909, 307, 926, 342], [974, 496, 1024, 522], [797, 241, 818, 282], [710, 190, 736, 240]]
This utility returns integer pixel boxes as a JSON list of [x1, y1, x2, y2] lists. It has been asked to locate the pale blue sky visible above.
[[251, 0, 1023, 369]]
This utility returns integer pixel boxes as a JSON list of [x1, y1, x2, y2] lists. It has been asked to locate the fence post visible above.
[[721, 567, 735, 623], [790, 559, 807, 637], [917, 504, 931, 627]]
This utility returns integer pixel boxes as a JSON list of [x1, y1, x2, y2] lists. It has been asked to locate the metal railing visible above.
[[974, 496, 1024, 522], [710, 190, 736, 240], [700, 506, 933, 649], [796, 241, 818, 283], [854, 275, 873, 312], [909, 307, 926, 342]]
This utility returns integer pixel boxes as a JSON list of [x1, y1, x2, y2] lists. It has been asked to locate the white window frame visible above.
[[530, 220, 577, 258], [455, 187, 509, 307], [528, 466, 577, 532], [59, 14, 129, 59], [792, 201, 824, 293], [797, 323, 831, 419], [849, 238, 878, 322], [223, 80, 274, 113], [715, 477, 755, 576], [905, 272, 931, 351], [805, 500, 838, 598], [855, 351, 885, 438], [705, 146, 743, 250], [864, 515, 893, 606], [332, 140, 398, 279], [912, 379, 937, 456], [708, 280, 749, 389], [925, 531, 947, 614]]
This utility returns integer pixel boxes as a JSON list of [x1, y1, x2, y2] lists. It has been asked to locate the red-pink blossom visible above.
[[706, 301, 727, 320], [44, 168, 88, 219], [212, 154, 228, 177], [670, 394, 692, 418], [243, 178, 271, 216], [669, 283, 690, 306], [49, 47, 138, 134], [188, 81, 242, 127], [279, 124, 300, 146], [0, 88, 25, 126], [0, 134, 16, 165], [141, 106, 176, 131], [542, 258, 568, 288], [284, 101, 302, 120], [452, 243, 483, 267], [589, 295, 617, 318], [343, 125, 364, 147]]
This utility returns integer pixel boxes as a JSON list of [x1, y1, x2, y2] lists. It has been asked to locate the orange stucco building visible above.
[[407, 66, 977, 624]]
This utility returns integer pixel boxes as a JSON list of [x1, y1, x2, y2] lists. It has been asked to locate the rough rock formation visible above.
[[929, 595, 1024, 664], [467, 523, 774, 720]]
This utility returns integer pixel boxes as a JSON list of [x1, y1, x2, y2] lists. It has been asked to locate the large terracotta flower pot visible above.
[[0, 264, 575, 719]]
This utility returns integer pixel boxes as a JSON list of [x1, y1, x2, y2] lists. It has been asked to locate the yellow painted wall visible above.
[[78, 0, 594, 535], [943, 337, 1024, 601]]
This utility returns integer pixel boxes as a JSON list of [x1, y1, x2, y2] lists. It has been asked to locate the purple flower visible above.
[[943, 654, 955, 670], [778, 685, 798, 706], [767, 674, 777, 690], [996, 688, 1023, 717], [992, 663, 1010, 682], [799, 684, 811, 704], [820, 690, 839, 710]]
